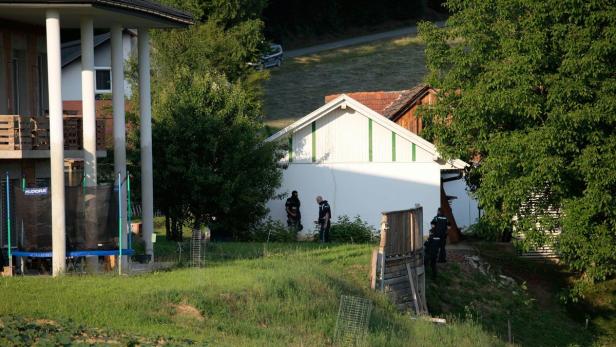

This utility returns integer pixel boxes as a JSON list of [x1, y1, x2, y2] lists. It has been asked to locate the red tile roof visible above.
[[325, 84, 431, 119]]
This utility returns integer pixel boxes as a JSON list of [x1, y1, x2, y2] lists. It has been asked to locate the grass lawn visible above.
[[1, 243, 506, 346], [263, 35, 427, 130], [1, 240, 612, 346], [473, 242, 616, 347]]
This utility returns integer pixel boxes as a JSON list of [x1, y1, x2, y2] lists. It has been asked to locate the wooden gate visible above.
[[370, 205, 427, 315]]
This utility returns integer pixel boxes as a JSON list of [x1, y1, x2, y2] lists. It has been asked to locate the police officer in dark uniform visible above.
[[424, 222, 441, 279], [316, 196, 331, 243], [285, 190, 302, 231], [431, 208, 450, 263]]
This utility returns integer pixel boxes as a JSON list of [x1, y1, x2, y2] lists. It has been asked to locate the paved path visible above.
[[285, 21, 446, 58]]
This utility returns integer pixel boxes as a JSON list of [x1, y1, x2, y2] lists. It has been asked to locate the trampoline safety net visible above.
[[14, 184, 119, 251]]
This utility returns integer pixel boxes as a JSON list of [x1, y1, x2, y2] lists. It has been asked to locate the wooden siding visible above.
[[0, 23, 47, 117], [393, 90, 437, 135]]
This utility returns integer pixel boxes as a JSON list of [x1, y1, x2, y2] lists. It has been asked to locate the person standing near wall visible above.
[[285, 190, 302, 231], [424, 222, 441, 279], [316, 196, 331, 243], [431, 208, 450, 262]]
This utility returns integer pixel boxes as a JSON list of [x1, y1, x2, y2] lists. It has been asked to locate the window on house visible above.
[[12, 50, 28, 115], [0, 39, 6, 114], [95, 68, 111, 93], [37, 54, 48, 116]]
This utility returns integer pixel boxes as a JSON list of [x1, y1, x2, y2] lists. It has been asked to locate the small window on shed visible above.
[[95, 68, 112, 93]]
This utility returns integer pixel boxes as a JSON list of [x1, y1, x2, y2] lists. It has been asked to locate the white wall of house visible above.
[[269, 102, 447, 238], [61, 32, 135, 101], [443, 178, 480, 230], [268, 162, 441, 238]]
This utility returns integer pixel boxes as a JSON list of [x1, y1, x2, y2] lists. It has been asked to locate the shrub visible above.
[[330, 215, 376, 243], [465, 217, 503, 241], [250, 218, 297, 242]]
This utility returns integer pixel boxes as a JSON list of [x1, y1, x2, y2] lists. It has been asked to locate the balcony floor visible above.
[[0, 150, 107, 159]]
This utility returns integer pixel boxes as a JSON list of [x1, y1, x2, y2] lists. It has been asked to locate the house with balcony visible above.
[[0, 0, 193, 276]]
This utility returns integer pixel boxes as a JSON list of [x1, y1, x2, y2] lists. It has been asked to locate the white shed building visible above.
[[266, 94, 474, 238]]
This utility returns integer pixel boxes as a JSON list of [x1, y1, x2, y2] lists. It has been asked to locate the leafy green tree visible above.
[[155, 0, 268, 83], [419, 0, 616, 286], [153, 70, 282, 239], [124, 0, 277, 240]]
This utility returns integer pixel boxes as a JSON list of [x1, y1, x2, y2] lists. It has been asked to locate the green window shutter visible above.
[[368, 119, 373, 162], [412, 143, 416, 162], [391, 132, 396, 161], [288, 136, 293, 162], [311, 121, 316, 163]]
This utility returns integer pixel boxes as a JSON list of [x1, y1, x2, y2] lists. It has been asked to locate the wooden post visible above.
[[370, 248, 378, 289], [406, 263, 420, 315], [379, 214, 388, 291]]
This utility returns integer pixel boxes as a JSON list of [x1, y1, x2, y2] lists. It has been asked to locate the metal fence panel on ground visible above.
[[334, 295, 372, 347]]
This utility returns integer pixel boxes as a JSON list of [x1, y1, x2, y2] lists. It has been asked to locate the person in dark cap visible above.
[[316, 196, 331, 242], [285, 190, 302, 231], [431, 208, 450, 262]]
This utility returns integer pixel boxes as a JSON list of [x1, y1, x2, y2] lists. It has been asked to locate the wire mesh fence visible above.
[[334, 295, 372, 347]]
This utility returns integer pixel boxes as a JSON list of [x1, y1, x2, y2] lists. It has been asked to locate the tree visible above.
[[419, 0, 616, 286], [153, 70, 282, 240], [124, 0, 278, 240], [155, 0, 268, 83]]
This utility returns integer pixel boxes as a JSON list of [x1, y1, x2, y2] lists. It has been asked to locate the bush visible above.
[[250, 218, 297, 242], [465, 217, 504, 241], [330, 215, 376, 243]]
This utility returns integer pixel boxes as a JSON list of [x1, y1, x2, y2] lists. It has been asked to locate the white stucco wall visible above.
[[267, 162, 441, 238], [62, 33, 134, 101], [443, 178, 479, 230]]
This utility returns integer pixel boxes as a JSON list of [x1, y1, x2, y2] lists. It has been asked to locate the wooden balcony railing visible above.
[[0, 115, 105, 151]]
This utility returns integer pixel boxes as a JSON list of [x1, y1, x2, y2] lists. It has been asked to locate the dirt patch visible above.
[[34, 318, 59, 326], [170, 303, 205, 321]]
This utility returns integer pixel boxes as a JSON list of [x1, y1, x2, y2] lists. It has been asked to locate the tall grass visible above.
[[0, 243, 506, 346]]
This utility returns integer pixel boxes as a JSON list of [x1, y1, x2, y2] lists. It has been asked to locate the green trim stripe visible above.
[[391, 132, 396, 161], [311, 121, 316, 162], [368, 119, 373, 162], [288, 137, 293, 162], [412, 143, 416, 162]]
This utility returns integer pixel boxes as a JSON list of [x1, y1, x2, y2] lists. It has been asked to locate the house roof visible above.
[[267, 94, 467, 169], [62, 32, 110, 67], [61, 29, 136, 67], [0, 0, 194, 28], [325, 85, 432, 121]]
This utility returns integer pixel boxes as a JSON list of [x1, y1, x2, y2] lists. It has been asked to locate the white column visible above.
[[139, 28, 154, 261], [111, 24, 127, 265], [81, 17, 96, 185], [46, 10, 66, 277], [81, 17, 98, 272]]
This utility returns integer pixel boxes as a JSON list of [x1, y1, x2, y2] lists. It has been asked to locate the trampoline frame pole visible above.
[[6, 172, 12, 271], [21, 177, 25, 190], [127, 172, 132, 250], [118, 172, 122, 275]]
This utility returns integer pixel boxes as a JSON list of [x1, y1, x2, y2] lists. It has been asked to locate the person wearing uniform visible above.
[[316, 196, 331, 243], [424, 223, 441, 279], [285, 190, 302, 231], [431, 208, 450, 263]]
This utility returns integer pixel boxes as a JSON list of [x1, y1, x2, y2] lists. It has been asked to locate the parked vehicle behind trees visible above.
[[249, 43, 284, 70]]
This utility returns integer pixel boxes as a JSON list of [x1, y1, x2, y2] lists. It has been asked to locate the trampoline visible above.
[[2, 172, 135, 274], [12, 249, 135, 258]]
